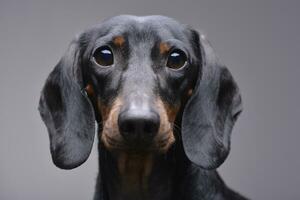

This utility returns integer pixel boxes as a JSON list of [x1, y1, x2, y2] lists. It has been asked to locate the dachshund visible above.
[[39, 15, 247, 200]]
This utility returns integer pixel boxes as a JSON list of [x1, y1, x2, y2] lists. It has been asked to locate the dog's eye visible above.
[[93, 46, 114, 66], [166, 49, 187, 69]]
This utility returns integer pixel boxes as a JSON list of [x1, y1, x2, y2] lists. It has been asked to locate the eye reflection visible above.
[[166, 49, 187, 69], [93, 46, 114, 67]]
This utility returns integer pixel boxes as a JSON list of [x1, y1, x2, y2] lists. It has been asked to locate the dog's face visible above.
[[39, 15, 242, 170], [81, 16, 199, 153]]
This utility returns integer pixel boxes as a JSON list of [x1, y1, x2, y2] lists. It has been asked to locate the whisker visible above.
[[170, 122, 181, 139], [173, 122, 181, 131]]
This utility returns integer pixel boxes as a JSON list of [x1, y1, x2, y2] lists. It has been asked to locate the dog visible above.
[[39, 15, 247, 200]]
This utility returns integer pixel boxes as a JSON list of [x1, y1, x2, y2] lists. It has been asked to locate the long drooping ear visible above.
[[38, 36, 96, 169], [182, 33, 242, 169]]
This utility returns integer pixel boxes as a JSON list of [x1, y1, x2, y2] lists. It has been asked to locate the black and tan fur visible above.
[[39, 15, 247, 200]]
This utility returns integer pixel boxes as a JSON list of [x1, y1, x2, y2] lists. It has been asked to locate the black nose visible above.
[[118, 109, 160, 143]]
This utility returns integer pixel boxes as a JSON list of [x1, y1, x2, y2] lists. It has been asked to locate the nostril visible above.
[[120, 120, 134, 134], [143, 113, 160, 135], [118, 109, 160, 142]]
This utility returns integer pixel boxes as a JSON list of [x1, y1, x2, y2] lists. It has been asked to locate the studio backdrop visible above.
[[0, 0, 299, 199]]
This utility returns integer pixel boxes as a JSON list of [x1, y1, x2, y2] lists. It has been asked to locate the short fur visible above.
[[39, 15, 247, 200]]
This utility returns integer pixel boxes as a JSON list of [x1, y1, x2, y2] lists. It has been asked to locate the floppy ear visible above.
[[38, 36, 96, 169], [182, 33, 242, 169]]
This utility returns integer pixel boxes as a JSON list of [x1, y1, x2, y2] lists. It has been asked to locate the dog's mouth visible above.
[[101, 128, 175, 153], [101, 128, 175, 194]]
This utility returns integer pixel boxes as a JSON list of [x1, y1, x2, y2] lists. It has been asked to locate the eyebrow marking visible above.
[[159, 42, 170, 54], [113, 36, 125, 46]]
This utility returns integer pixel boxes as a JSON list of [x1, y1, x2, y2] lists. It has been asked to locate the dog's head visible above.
[[39, 15, 242, 170]]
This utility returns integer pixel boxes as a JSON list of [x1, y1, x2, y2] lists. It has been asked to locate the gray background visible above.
[[0, 0, 299, 199]]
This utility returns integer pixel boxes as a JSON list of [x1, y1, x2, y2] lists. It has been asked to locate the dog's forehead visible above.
[[92, 15, 190, 42]]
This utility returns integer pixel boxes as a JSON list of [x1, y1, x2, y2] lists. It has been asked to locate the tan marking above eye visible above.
[[159, 42, 170, 54], [113, 36, 125, 46]]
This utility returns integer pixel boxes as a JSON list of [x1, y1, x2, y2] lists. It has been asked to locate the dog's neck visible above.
[[99, 145, 181, 200], [95, 137, 228, 200]]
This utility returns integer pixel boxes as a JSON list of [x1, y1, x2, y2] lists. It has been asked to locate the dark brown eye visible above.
[[93, 46, 114, 66], [166, 49, 187, 69]]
